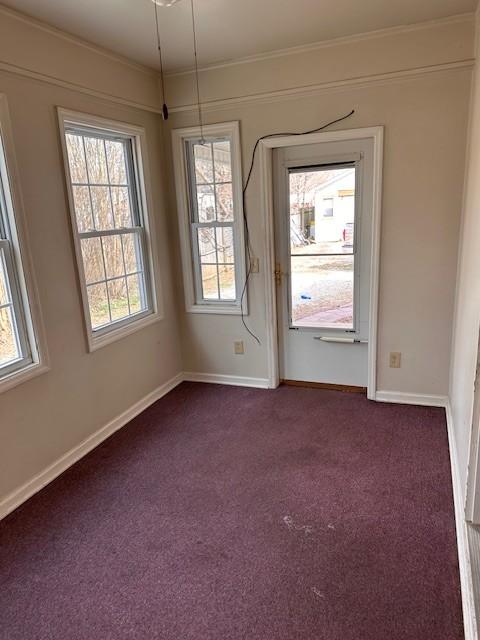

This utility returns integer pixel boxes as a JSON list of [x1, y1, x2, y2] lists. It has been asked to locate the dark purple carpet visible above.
[[0, 383, 463, 640]]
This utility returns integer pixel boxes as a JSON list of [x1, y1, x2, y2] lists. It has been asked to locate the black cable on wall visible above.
[[239, 109, 356, 345]]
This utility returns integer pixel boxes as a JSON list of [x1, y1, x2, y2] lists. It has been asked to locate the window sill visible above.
[[87, 310, 162, 352], [186, 303, 247, 316], [0, 361, 50, 395]]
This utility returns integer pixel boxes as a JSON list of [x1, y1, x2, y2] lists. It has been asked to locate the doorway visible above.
[[259, 127, 383, 398]]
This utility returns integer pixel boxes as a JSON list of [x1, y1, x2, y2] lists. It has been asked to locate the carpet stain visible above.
[[283, 515, 314, 535]]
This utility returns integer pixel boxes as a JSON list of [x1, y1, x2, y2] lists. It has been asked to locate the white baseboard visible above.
[[183, 371, 271, 388], [375, 390, 448, 407], [0, 372, 184, 521], [446, 401, 478, 640]]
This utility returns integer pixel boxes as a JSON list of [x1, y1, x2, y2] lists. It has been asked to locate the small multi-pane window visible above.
[[173, 122, 246, 314], [187, 137, 238, 302], [59, 112, 156, 346]]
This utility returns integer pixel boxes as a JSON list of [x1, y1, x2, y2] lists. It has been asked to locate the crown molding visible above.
[[0, 3, 473, 84], [0, 59, 161, 114], [0, 4, 159, 78], [169, 59, 474, 115], [167, 12, 475, 78]]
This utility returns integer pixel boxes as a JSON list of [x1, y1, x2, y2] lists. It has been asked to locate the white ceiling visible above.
[[1, 0, 476, 73]]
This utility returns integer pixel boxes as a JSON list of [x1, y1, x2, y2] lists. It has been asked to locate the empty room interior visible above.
[[3, 0, 480, 638]]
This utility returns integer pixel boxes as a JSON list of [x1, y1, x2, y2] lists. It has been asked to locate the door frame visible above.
[[465, 331, 480, 523], [259, 126, 384, 399]]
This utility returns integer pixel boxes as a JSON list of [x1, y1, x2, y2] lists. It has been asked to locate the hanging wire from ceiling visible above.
[[153, 0, 169, 120], [190, 0, 205, 143]]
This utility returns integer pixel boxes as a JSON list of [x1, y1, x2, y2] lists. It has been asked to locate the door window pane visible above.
[[290, 255, 354, 329], [288, 163, 356, 330], [289, 166, 355, 255]]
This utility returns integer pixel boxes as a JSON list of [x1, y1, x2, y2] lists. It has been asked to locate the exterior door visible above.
[[273, 137, 374, 386]]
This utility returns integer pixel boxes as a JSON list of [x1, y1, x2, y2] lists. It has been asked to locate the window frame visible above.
[[172, 121, 247, 315], [58, 109, 162, 352], [0, 94, 48, 394]]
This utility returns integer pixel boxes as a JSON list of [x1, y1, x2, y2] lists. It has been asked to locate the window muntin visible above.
[[0, 143, 33, 378], [186, 137, 238, 304], [288, 163, 357, 330], [63, 125, 152, 335]]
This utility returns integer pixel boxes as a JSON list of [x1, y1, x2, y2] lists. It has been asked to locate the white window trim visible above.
[[58, 108, 163, 352], [172, 121, 247, 315], [0, 94, 49, 394]]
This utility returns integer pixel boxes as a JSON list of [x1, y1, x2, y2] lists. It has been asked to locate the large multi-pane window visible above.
[[0, 96, 43, 389], [59, 111, 156, 348], [0, 181, 32, 378], [172, 122, 246, 314]]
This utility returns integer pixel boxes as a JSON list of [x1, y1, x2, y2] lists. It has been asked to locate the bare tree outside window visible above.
[[64, 128, 151, 332], [189, 138, 236, 301]]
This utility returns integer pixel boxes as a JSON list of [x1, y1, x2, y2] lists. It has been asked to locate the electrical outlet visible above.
[[250, 257, 260, 273], [234, 341, 244, 355], [389, 352, 401, 368]]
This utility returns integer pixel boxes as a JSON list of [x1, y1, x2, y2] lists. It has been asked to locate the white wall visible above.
[[449, 11, 480, 501], [0, 11, 182, 505], [166, 17, 473, 394], [0, 5, 161, 113]]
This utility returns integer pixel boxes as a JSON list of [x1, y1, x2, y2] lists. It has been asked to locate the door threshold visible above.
[[281, 379, 367, 394]]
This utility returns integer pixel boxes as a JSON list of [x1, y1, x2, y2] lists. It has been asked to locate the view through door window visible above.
[[289, 164, 356, 329]]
